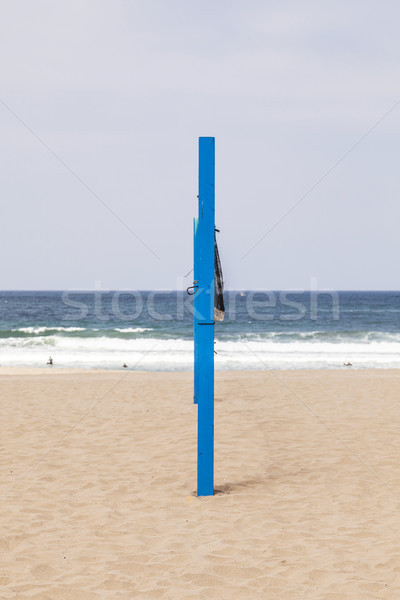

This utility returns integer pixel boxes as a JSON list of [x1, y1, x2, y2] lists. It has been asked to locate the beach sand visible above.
[[1, 368, 400, 599]]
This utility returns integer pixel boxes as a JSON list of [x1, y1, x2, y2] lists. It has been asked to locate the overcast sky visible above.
[[1, 0, 400, 290]]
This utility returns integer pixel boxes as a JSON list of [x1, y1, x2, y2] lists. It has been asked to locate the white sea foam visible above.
[[114, 327, 153, 333], [11, 326, 86, 334], [2, 333, 400, 370]]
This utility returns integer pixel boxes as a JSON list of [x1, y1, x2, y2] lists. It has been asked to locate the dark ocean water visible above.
[[0, 290, 400, 370]]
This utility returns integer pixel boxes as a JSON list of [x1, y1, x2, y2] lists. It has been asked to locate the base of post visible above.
[[196, 489, 215, 497]]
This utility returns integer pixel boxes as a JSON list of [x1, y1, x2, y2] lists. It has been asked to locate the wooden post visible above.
[[194, 137, 215, 496]]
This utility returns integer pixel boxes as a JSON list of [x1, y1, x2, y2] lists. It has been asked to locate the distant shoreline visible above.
[[1, 366, 400, 376]]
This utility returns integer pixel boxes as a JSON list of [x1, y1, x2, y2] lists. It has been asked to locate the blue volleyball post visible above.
[[193, 137, 215, 496]]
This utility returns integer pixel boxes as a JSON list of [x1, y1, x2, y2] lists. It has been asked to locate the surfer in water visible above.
[[47, 356, 53, 365]]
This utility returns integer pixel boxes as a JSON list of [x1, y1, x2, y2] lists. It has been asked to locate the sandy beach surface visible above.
[[1, 368, 400, 599]]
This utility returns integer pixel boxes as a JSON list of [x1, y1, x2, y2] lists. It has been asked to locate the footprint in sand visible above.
[[31, 564, 56, 579]]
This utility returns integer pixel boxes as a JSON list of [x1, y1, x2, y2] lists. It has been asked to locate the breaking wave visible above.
[[1, 330, 400, 370]]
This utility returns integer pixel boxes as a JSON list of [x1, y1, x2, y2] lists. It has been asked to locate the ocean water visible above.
[[1, 290, 400, 370]]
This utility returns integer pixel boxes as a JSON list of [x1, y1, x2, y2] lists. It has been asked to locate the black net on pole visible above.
[[214, 229, 225, 322]]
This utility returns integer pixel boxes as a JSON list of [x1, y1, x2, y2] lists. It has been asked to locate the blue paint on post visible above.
[[194, 137, 215, 496], [193, 217, 199, 404]]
